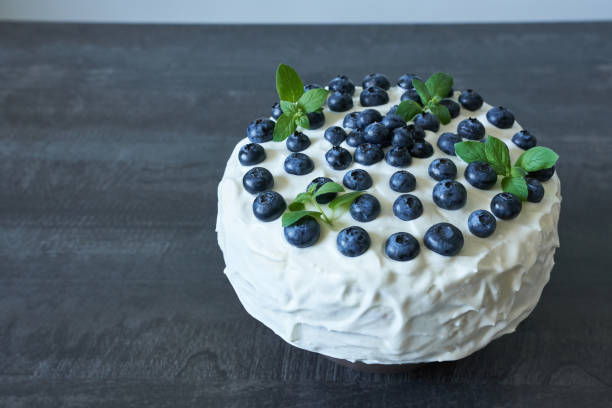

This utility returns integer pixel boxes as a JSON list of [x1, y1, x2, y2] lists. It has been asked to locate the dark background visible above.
[[1, 22, 611, 407]]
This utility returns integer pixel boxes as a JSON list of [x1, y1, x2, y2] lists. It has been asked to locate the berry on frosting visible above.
[[381, 113, 406, 131], [284, 215, 320, 247], [468, 209, 497, 238], [284, 152, 314, 175], [437, 132, 462, 156], [457, 118, 485, 140], [385, 146, 412, 167], [343, 111, 359, 129], [389, 170, 416, 193], [401, 88, 423, 105], [306, 111, 325, 130], [354, 143, 384, 165], [271, 102, 283, 119], [238, 143, 266, 166], [343, 169, 373, 191], [486, 106, 515, 129], [346, 130, 366, 147], [458, 89, 483, 111], [512, 130, 537, 150], [350, 193, 381, 222], [385, 232, 420, 261], [252, 191, 286, 222], [465, 161, 498, 190], [363, 122, 391, 147], [247, 118, 275, 143], [328, 75, 355, 96], [393, 194, 423, 221], [414, 112, 440, 132], [527, 166, 555, 182], [397, 73, 422, 90], [526, 178, 545, 203], [409, 140, 434, 159], [308, 177, 338, 204], [490, 192, 522, 220], [286, 131, 311, 152], [432, 180, 467, 210], [360, 86, 389, 107], [356, 109, 382, 130], [328, 91, 354, 112], [324, 126, 347, 146], [439, 99, 460, 118], [325, 146, 353, 170], [428, 158, 457, 181], [424, 222, 464, 256], [243, 167, 274, 194], [362, 73, 391, 90], [337, 226, 371, 257]]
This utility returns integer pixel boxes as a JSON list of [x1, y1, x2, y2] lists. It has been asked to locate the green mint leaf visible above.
[[272, 113, 296, 141], [501, 176, 528, 201], [276, 64, 304, 103], [295, 113, 310, 130], [485, 136, 511, 176], [288, 201, 305, 211], [280, 101, 297, 116], [313, 181, 344, 198], [429, 104, 451, 125], [281, 210, 321, 227], [412, 78, 431, 104], [515, 146, 559, 172], [510, 166, 527, 178], [425, 72, 453, 98], [328, 191, 363, 212], [395, 100, 422, 121], [297, 88, 329, 113], [454, 141, 487, 163], [295, 192, 313, 203]]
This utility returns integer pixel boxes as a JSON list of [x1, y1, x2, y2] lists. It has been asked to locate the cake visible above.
[[216, 66, 560, 366]]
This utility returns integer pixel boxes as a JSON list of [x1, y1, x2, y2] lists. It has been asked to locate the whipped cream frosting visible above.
[[216, 87, 561, 364]]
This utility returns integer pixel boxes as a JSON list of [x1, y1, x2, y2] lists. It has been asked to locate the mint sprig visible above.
[[281, 182, 363, 227], [395, 72, 453, 125], [273, 64, 329, 141], [454, 136, 559, 201]]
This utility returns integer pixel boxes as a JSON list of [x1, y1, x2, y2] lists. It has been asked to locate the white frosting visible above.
[[216, 87, 561, 364]]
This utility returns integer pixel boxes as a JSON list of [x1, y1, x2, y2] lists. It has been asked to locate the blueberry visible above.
[[393, 194, 423, 221], [362, 73, 391, 90], [242, 167, 274, 194], [400, 88, 423, 105], [385, 232, 420, 261], [468, 210, 497, 238], [328, 75, 355, 96], [346, 130, 366, 147], [238, 143, 266, 166], [328, 91, 354, 112], [428, 158, 457, 181], [486, 106, 515, 129], [526, 178, 545, 203], [397, 73, 422, 90], [437, 132, 462, 156], [414, 112, 440, 132], [284, 216, 320, 248], [457, 118, 485, 140], [387, 105, 398, 115], [284, 152, 314, 175], [325, 146, 352, 170], [389, 171, 416, 193], [458, 89, 483, 111], [247, 118, 275, 143], [391, 127, 415, 149], [343, 111, 360, 129], [410, 140, 434, 158], [360, 86, 389, 107], [286, 131, 311, 152], [356, 109, 383, 129], [385, 146, 412, 167], [439, 99, 460, 118], [350, 193, 381, 222], [432, 180, 467, 210], [323, 126, 346, 146], [381, 113, 406, 131], [271, 102, 283, 119], [308, 177, 337, 204], [465, 162, 497, 190], [528, 166, 555, 182], [424, 223, 464, 256], [304, 84, 322, 92], [343, 169, 373, 191], [354, 143, 384, 165], [337, 226, 370, 257], [491, 192, 522, 220], [307, 111, 325, 130], [512, 130, 537, 150], [252, 191, 286, 222], [364, 122, 391, 147]]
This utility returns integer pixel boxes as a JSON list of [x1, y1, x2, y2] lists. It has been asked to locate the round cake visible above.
[[216, 69, 560, 365]]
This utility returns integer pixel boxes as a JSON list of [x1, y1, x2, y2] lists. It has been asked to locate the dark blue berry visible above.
[[308, 177, 337, 204], [400, 88, 423, 105], [252, 191, 286, 222], [324, 126, 347, 146], [307, 111, 325, 130], [393, 194, 423, 221], [410, 140, 434, 158], [439, 99, 460, 118], [491, 192, 522, 220], [414, 112, 440, 132], [428, 158, 457, 181], [286, 131, 311, 152], [337, 226, 370, 257], [468, 210, 497, 238], [437, 132, 462, 156], [389, 171, 416, 193], [385, 146, 412, 167], [424, 223, 464, 256], [242, 167, 274, 194], [325, 146, 352, 170], [247, 118, 275, 143], [385, 232, 420, 261], [528, 166, 555, 182], [512, 130, 537, 150], [397, 73, 422, 90], [328, 91, 354, 112], [381, 113, 406, 131], [458, 89, 483, 111], [304, 84, 322, 92], [350, 193, 381, 222], [362, 73, 390, 90], [360, 86, 389, 107], [364, 122, 391, 147], [284, 152, 314, 175], [487, 106, 515, 129], [346, 130, 366, 147], [465, 162, 498, 190], [271, 102, 283, 119], [343, 111, 359, 129], [343, 169, 373, 191], [432, 180, 467, 210], [354, 143, 384, 165], [457, 118, 485, 140], [238, 143, 266, 166], [387, 105, 398, 115], [391, 127, 415, 149], [284, 216, 320, 248], [526, 178, 545, 203], [356, 109, 383, 129], [328, 75, 355, 96]]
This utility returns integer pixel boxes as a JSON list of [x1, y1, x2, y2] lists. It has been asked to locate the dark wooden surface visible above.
[[1, 22, 611, 407]]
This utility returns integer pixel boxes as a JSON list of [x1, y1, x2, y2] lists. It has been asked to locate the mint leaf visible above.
[[314, 181, 344, 198], [295, 114, 310, 130], [280, 101, 296, 116], [297, 88, 329, 113], [276, 64, 304, 103], [429, 104, 451, 125], [515, 146, 559, 172], [502, 176, 528, 201], [281, 210, 321, 227], [395, 100, 422, 121], [485, 136, 511, 176], [510, 166, 527, 178], [454, 141, 487, 163], [288, 201, 305, 211], [273, 113, 296, 141], [329, 191, 363, 212], [425, 72, 453, 99], [294, 192, 312, 203], [412, 78, 431, 104]]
